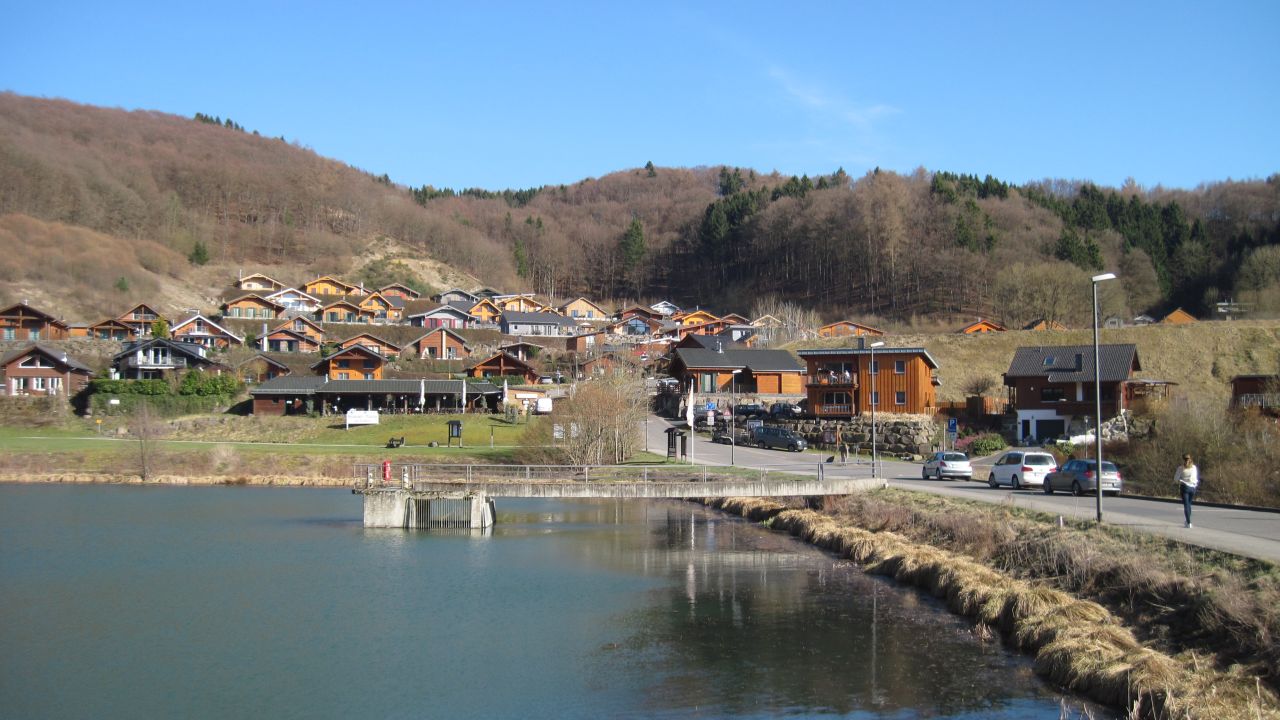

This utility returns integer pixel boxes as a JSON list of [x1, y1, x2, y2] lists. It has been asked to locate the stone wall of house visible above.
[[776, 414, 937, 456]]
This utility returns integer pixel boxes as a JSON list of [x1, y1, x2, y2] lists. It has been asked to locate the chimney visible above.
[[716, 341, 723, 353]]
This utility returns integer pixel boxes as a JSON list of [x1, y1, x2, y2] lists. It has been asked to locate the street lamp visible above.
[[1091, 272, 1117, 523], [869, 341, 885, 480], [730, 369, 742, 465]]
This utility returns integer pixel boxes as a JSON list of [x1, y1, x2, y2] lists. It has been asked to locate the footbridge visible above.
[[354, 462, 880, 529]]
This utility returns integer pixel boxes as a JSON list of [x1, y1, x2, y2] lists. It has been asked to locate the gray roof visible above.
[[674, 348, 803, 373], [252, 377, 502, 396], [0, 343, 93, 372], [679, 334, 743, 351], [502, 311, 577, 327], [113, 338, 214, 364], [797, 347, 940, 369], [1004, 344, 1140, 383]]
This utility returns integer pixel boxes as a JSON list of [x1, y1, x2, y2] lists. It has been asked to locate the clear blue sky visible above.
[[3, 1, 1277, 191]]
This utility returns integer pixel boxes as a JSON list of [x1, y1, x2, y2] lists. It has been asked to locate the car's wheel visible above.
[[758, 441, 766, 449], [788, 444, 797, 452], [1043, 481, 1054, 495], [1071, 481, 1083, 497], [1011, 476, 1021, 490], [988, 474, 998, 488]]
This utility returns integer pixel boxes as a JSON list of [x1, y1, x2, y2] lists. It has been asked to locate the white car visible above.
[[922, 451, 973, 481], [987, 451, 1056, 489]]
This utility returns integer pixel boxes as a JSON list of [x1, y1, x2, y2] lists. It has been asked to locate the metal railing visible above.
[[807, 374, 856, 386], [354, 461, 873, 489], [124, 356, 188, 369]]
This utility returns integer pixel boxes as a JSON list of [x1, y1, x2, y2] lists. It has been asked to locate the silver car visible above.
[[1043, 459, 1123, 496], [922, 451, 973, 481], [987, 451, 1056, 489]]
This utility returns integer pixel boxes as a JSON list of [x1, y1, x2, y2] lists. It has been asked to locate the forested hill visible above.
[[2, 92, 1278, 327]]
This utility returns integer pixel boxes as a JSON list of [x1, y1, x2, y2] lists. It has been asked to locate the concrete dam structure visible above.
[[355, 463, 881, 529]]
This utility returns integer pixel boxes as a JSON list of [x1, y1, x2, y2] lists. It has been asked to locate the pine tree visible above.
[[644, 161, 656, 177], [188, 240, 210, 265]]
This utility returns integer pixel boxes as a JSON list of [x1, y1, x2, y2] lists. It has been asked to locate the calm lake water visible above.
[[0, 485, 1107, 719]]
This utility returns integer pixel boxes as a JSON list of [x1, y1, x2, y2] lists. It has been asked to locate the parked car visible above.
[[768, 402, 803, 419], [752, 425, 808, 452], [1043, 459, 1123, 496], [922, 451, 973, 481], [712, 426, 753, 445], [733, 403, 768, 419], [987, 450, 1057, 489]]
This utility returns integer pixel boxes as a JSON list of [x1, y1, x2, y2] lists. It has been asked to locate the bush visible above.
[[90, 378, 171, 396], [959, 432, 1007, 456]]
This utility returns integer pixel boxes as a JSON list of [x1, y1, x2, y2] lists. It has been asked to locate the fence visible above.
[[354, 461, 874, 489]]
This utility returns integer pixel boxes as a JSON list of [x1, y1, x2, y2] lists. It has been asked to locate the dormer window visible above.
[[1043, 357, 1055, 366]]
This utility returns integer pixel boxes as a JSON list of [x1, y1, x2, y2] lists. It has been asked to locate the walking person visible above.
[[839, 441, 849, 464], [1175, 454, 1199, 528]]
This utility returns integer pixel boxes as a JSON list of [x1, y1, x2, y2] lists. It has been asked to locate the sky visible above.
[[3, 1, 1277, 191]]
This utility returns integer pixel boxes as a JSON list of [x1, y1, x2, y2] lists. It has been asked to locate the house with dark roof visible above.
[[409, 328, 471, 360], [2, 343, 93, 397], [265, 287, 323, 315], [1002, 344, 1141, 443], [111, 338, 225, 380], [0, 302, 69, 342], [408, 304, 472, 329], [339, 333, 402, 359], [467, 351, 540, 384], [250, 376, 502, 416], [312, 345, 385, 381], [236, 353, 293, 384], [500, 311, 577, 337], [434, 288, 481, 306], [668, 347, 805, 395], [797, 344, 939, 417]]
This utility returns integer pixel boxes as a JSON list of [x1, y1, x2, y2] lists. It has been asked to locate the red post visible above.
[[382, 460, 391, 484]]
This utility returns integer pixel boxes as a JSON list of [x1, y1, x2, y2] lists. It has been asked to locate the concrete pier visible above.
[[361, 490, 495, 529]]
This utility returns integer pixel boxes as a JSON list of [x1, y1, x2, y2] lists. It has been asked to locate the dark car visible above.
[[752, 425, 808, 452], [1044, 459, 1123, 496], [733, 403, 768, 419], [768, 402, 803, 419]]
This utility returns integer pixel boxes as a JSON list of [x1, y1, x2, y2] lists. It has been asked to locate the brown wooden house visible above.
[[0, 302, 69, 342], [87, 318, 137, 341], [668, 348, 805, 395], [468, 298, 502, 325], [312, 345, 384, 381], [377, 283, 421, 301], [274, 317, 325, 345], [410, 328, 471, 360], [304, 275, 364, 297], [1229, 375, 1280, 413], [1161, 308, 1197, 324], [222, 294, 285, 321], [1022, 318, 1068, 331], [264, 328, 321, 354], [117, 303, 168, 338], [797, 345, 939, 417], [339, 333, 402, 360], [171, 315, 243, 350], [236, 272, 285, 293], [1003, 344, 1141, 443], [2, 343, 93, 397], [358, 292, 403, 323], [959, 319, 1006, 334], [322, 300, 374, 325], [818, 320, 885, 338], [467, 351, 540, 384], [237, 353, 293, 384]]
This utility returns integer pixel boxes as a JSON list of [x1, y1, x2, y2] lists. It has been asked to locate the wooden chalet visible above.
[[116, 304, 167, 338], [111, 338, 225, 380], [468, 298, 502, 325], [274, 316, 325, 345], [674, 309, 720, 327], [313, 345, 384, 381], [467, 351, 540, 384], [818, 320, 885, 338], [264, 328, 320, 354], [435, 288, 481, 306], [501, 311, 577, 337], [358, 292, 404, 323], [495, 294, 546, 313], [322, 300, 375, 325], [497, 341, 554, 363], [1003, 344, 1143, 443], [1230, 375, 1280, 413], [1022, 318, 1068, 331], [649, 300, 681, 316], [564, 330, 603, 354], [797, 344, 939, 418], [579, 351, 634, 378], [559, 297, 609, 320], [304, 275, 364, 297], [235, 272, 285, 293], [719, 313, 750, 325], [171, 314, 243, 350], [339, 333, 402, 359], [618, 305, 662, 322], [410, 328, 471, 360], [265, 288, 323, 315], [959, 319, 1006, 334], [409, 304, 471, 329], [668, 348, 804, 395], [378, 283, 421, 301], [607, 315, 662, 338], [0, 302, 69, 341], [86, 318, 137, 341], [2, 343, 93, 397], [223, 293, 285, 320], [237, 353, 293, 384], [1161, 308, 1197, 324]]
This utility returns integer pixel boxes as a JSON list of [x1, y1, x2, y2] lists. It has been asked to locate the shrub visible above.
[[965, 432, 1008, 456]]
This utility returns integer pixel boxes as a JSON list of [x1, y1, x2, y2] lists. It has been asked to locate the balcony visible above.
[[807, 374, 857, 387], [813, 403, 852, 416], [124, 356, 187, 369]]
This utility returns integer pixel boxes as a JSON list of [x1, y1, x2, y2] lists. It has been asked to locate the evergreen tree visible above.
[[188, 239, 209, 265], [619, 218, 645, 270], [644, 161, 656, 178], [151, 319, 170, 339], [114, 276, 130, 292]]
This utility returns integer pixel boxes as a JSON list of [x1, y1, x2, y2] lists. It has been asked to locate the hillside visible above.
[[792, 320, 1280, 406], [2, 92, 1279, 327]]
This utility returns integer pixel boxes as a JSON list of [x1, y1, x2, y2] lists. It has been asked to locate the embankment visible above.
[[0, 472, 348, 487], [706, 494, 1279, 719]]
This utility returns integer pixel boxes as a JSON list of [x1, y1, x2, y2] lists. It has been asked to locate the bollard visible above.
[[366, 467, 373, 488]]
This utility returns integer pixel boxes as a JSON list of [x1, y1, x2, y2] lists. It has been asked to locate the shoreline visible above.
[[0, 472, 352, 487]]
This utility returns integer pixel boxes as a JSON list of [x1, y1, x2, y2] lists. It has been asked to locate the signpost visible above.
[[947, 417, 958, 449]]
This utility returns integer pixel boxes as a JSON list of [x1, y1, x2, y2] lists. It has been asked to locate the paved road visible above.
[[645, 414, 1280, 563]]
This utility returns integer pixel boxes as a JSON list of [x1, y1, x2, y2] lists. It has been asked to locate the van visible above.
[[751, 425, 808, 452]]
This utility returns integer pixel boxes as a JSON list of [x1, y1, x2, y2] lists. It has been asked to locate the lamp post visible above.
[[1091, 272, 1117, 523], [869, 341, 885, 480], [730, 368, 742, 465]]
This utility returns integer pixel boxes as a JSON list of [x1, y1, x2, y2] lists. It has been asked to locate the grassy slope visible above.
[[791, 319, 1280, 406]]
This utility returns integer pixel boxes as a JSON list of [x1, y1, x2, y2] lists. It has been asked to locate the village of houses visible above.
[[0, 269, 1262, 448]]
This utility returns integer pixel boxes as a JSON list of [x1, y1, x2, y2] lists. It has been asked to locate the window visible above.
[[446, 348, 457, 359], [2, 328, 13, 340], [231, 307, 241, 317], [822, 391, 850, 405], [1040, 387, 1066, 402], [427, 347, 438, 359], [337, 360, 349, 368], [869, 360, 879, 375], [33, 377, 45, 391], [363, 360, 375, 369], [894, 360, 906, 374], [12, 378, 26, 393], [364, 372, 374, 380], [29, 329, 40, 340], [870, 391, 880, 405], [895, 391, 906, 405], [337, 372, 350, 380]]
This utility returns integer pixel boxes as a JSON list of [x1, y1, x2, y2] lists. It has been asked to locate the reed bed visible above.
[[703, 496, 1278, 719]]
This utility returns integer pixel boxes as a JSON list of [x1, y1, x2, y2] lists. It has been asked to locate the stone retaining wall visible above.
[[775, 415, 937, 456]]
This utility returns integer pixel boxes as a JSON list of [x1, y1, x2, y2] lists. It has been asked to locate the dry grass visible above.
[[707, 492, 1280, 718]]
